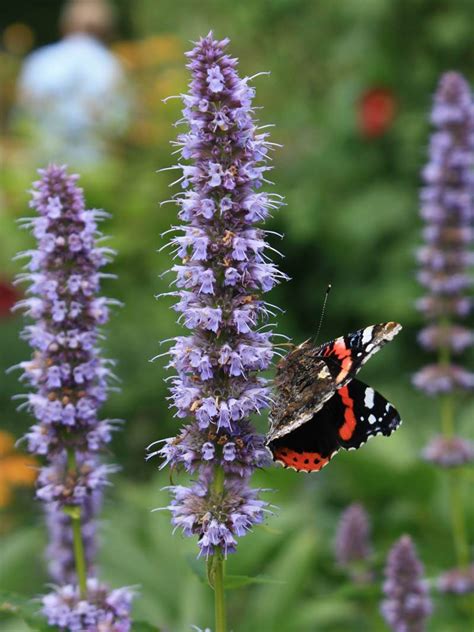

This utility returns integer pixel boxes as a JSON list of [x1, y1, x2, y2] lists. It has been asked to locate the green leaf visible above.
[[185, 554, 206, 583], [131, 621, 162, 632], [0, 592, 52, 631], [224, 574, 285, 590]]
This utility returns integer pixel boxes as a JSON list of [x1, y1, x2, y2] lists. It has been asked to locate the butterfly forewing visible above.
[[267, 322, 403, 470], [316, 321, 402, 387]]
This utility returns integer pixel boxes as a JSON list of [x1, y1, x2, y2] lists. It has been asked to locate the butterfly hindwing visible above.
[[333, 378, 402, 450], [268, 397, 341, 472], [267, 378, 402, 472]]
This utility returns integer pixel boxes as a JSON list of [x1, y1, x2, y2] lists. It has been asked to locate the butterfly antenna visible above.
[[313, 284, 332, 344]]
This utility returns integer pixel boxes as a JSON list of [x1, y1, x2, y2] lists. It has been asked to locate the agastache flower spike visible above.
[[381, 536, 433, 632], [414, 72, 473, 578], [413, 72, 474, 395], [151, 33, 286, 558], [335, 503, 372, 568], [14, 165, 132, 627]]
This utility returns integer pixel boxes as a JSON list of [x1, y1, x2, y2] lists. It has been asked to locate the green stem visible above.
[[440, 393, 455, 438], [64, 450, 88, 599], [448, 471, 470, 568], [213, 553, 226, 632], [209, 466, 227, 632], [438, 344, 469, 567]]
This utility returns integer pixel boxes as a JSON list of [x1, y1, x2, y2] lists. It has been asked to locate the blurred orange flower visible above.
[[0, 430, 37, 507]]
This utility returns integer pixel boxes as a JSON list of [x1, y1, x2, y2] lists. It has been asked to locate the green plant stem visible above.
[[438, 340, 470, 568], [64, 450, 88, 599], [440, 394, 455, 437], [441, 395, 469, 567], [448, 470, 469, 568], [210, 466, 227, 632]]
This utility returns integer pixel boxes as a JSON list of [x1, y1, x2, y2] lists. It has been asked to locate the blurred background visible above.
[[0, 0, 473, 630]]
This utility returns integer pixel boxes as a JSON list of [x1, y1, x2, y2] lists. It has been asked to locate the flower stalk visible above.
[[209, 466, 227, 632], [414, 72, 474, 573], [151, 32, 285, 629], [15, 164, 133, 629]]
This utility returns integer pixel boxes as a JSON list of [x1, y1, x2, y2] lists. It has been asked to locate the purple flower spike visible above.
[[151, 33, 285, 556], [15, 165, 131, 626], [335, 503, 372, 568], [381, 536, 433, 632], [16, 166, 118, 489], [414, 72, 474, 394], [422, 434, 474, 467]]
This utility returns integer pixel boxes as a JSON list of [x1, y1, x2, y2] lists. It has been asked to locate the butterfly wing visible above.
[[267, 342, 336, 442], [267, 322, 402, 443], [316, 322, 402, 387], [333, 378, 402, 450], [267, 378, 402, 472], [268, 398, 341, 472]]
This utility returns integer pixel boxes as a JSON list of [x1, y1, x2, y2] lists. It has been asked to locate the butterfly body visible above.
[[266, 322, 402, 472]]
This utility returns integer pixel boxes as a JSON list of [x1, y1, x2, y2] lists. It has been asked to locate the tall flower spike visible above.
[[335, 503, 372, 568], [381, 536, 433, 632], [14, 165, 132, 628], [413, 72, 474, 395], [151, 33, 286, 558]]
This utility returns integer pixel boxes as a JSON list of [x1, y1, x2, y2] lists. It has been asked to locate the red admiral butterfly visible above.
[[266, 322, 402, 472]]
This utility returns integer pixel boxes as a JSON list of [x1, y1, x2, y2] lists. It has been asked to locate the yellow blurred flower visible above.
[[112, 34, 183, 70], [0, 430, 37, 507]]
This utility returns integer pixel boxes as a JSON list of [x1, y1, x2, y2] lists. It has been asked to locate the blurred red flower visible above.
[[358, 87, 397, 138], [0, 279, 21, 317]]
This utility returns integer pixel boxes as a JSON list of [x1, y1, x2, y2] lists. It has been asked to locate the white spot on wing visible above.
[[368, 414, 376, 424], [361, 326, 374, 345], [364, 387, 375, 409]]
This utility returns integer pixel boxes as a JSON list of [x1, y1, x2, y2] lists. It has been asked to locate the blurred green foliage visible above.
[[1, 0, 473, 630]]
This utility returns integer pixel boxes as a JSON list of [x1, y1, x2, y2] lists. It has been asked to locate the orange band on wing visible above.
[[272, 447, 332, 472], [323, 338, 353, 383], [337, 385, 356, 440]]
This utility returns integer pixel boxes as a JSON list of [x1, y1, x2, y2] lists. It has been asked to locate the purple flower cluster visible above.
[[15, 165, 132, 621], [41, 578, 133, 632], [437, 564, 474, 594], [414, 72, 474, 395], [151, 33, 285, 556], [335, 503, 372, 568], [381, 536, 433, 632], [422, 434, 474, 468]]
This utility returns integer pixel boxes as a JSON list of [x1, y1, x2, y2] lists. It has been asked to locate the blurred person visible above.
[[16, 0, 130, 166]]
